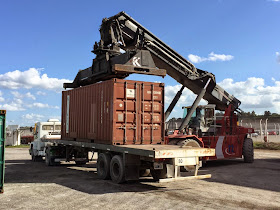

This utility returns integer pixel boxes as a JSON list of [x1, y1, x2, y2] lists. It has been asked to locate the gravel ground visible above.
[[1, 148, 280, 210]]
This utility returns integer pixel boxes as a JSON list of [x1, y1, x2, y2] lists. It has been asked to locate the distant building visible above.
[[19, 126, 34, 144], [6, 125, 20, 146]]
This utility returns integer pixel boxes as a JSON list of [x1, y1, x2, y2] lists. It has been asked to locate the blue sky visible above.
[[0, 0, 280, 125]]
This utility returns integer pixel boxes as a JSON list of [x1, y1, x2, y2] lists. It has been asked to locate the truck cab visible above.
[[29, 119, 61, 161]]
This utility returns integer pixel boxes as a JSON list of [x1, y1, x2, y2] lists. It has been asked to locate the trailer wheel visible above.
[[243, 138, 254, 163], [45, 148, 55, 166], [97, 153, 111, 180], [150, 164, 167, 181], [33, 156, 42, 162], [31, 151, 36, 162], [110, 155, 125, 184]]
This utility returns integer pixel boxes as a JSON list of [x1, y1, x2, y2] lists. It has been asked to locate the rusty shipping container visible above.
[[61, 79, 164, 145]]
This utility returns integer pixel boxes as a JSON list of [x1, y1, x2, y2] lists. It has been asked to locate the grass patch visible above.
[[254, 142, 280, 150], [5, 144, 30, 148]]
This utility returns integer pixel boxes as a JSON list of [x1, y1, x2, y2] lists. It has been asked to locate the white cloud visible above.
[[11, 91, 36, 100], [218, 77, 280, 112], [276, 52, 280, 64], [49, 116, 61, 121], [188, 52, 234, 63], [154, 80, 162, 83], [165, 84, 207, 119], [32, 103, 59, 109], [0, 96, 25, 111], [188, 54, 204, 63], [0, 91, 4, 102], [26, 92, 36, 100], [0, 68, 71, 92], [164, 77, 280, 117], [36, 91, 47, 96], [270, 0, 280, 2], [0, 94, 59, 111], [0, 100, 25, 111], [22, 113, 44, 121]]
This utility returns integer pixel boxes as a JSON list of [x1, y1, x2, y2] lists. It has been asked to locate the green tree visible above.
[[264, 111, 271, 116]]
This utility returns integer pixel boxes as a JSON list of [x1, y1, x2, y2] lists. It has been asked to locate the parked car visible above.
[[251, 133, 259, 137], [268, 131, 276, 135]]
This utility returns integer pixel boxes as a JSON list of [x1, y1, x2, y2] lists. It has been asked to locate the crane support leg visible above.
[[178, 78, 211, 132], [164, 85, 185, 121]]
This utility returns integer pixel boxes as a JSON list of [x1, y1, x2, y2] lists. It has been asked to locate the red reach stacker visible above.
[[64, 12, 254, 164]]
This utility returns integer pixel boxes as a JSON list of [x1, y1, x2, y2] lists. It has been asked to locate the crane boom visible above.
[[64, 12, 240, 111]]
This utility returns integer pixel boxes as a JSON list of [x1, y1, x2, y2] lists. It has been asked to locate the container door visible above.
[[113, 80, 164, 145], [140, 84, 164, 144], [0, 110, 6, 193], [114, 82, 138, 144]]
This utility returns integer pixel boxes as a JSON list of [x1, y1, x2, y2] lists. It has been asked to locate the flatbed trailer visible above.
[[44, 139, 215, 183]]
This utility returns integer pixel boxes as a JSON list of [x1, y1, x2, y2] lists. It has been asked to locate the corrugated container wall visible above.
[[61, 79, 165, 145]]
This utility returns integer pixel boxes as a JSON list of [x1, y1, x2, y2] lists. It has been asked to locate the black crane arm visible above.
[[64, 12, 240, 111]]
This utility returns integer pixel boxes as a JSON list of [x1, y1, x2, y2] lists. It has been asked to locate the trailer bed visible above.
[[48, 139, 215, 159]]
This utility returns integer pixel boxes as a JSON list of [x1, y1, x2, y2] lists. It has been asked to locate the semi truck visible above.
[[30, 11, 254, 183], [29, 119, 61, 161], [30, 81, 215, 183]]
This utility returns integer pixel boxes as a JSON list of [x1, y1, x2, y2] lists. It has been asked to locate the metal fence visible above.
[[240, 119, 280, 143]]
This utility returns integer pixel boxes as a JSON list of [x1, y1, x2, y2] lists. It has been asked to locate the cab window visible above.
[[42, 125, 54, 130]]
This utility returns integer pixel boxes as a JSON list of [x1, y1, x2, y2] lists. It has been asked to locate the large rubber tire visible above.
[[31, 150, 36, 162], [178, 139, 201, 171], [45, 148, 59, 166], [97, 153, 111, 180], [177, 139, 201, 147], [150, 164, 167, 181], [243, 138, 254, 163], [45, 148, 54, 166], [168, 140, 178, 145], [33, 155, 42, 162], [110, 155, 125, 184]]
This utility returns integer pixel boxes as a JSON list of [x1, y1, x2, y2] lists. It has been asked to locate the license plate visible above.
[[153, 162, 163, 170], [175, 157, 197, 166]]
